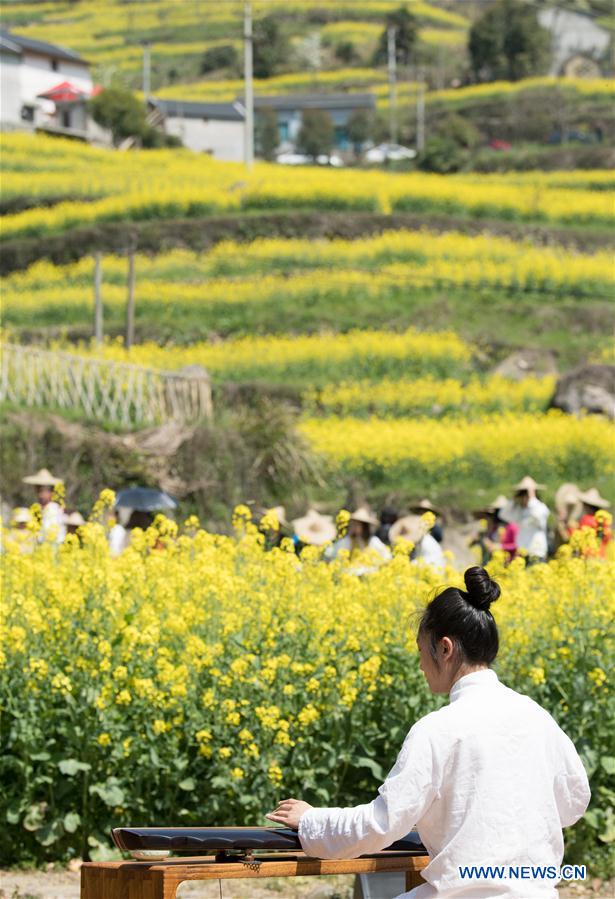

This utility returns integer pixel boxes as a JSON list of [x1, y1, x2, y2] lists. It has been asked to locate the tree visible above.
[[434, 114, 480, 150], [374, 6, 418, 67], [256, 107, 279, 161], [253, 15, 290, 78], [335, 40, 358, 64], [296, 108, 334, 159], [89, 88, 148, 146], [417, 136, 464, 173], [346, 108, 373, 157], [469, 0, 550, 82], [200, 44, 237, 75]]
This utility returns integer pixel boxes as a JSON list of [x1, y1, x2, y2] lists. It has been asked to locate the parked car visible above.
[[276, 152, 344, 167], [546, 128, 601, 145], [276, 152, 311, 165], [488, 139, 512, 151], [316, 153, 344, 167], [365, 142, 417, 163]]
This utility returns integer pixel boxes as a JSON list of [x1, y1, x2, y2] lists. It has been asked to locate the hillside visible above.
[[2, 132, 613, 521], [1, 0, 469, 92]]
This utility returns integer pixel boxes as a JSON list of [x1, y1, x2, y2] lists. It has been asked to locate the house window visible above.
[[21, 105, 35, 122], [61, 109, 71, 128], [51, 58, 59, 71]]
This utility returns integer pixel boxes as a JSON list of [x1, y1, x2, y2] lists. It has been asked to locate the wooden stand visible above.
[[81, 851, 428, 898]]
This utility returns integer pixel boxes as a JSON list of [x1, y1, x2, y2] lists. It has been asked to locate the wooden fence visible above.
[[0, 343, 212, 428]]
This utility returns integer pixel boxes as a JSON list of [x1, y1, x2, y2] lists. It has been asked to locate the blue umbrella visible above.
[[115, 487, 178, 512]]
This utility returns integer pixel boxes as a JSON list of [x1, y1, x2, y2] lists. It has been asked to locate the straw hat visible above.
[[22, 468, 61, 487], [554, 483, 581, 518], [12, 507, 32, 524], [577, 487, 611, 510], [409, 498, 440, 516], [349, 506, 379, 527], [513, 475, 546, 492], [389, 514, 428, 545], [260, 506, 289, 529], [64, 511, 86, 527], [489, 494, 509, 512], [292, 509, 336, 546], [474, 494, 509, 517]]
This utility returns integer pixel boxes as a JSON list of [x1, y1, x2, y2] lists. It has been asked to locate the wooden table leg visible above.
[[405, 867, 424, 891], [81, 866, 175, 899]]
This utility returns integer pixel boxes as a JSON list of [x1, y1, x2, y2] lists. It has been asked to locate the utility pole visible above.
[[243, 0, 254, 170], [416, 66, 425, 154], [93, 252, 103, 345], [125, 251, 136, 350], [142, 41, 151, 99], [387, 25, 397, 144]]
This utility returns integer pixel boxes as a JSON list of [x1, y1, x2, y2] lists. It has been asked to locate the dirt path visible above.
[[1, 868, 613, 899]]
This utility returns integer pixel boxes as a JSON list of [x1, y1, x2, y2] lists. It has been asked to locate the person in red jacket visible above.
[[572, 488, 612, 557]]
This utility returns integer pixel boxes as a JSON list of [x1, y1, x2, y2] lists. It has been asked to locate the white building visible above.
[[149, 98, 245, 160], [1, 30, 92, 128], [537, 9, 611, 77]]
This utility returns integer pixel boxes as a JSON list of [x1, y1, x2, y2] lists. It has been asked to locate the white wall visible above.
[[164, 116, 244, 160], [0, 53, 22, 125], [538, 9, 610, 75], [19, 53, 92, 104]]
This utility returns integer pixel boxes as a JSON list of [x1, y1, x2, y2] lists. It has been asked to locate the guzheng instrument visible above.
[[111, 825, 426, 867]]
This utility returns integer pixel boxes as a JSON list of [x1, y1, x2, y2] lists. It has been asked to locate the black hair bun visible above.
[[464, 566, 501, 611]]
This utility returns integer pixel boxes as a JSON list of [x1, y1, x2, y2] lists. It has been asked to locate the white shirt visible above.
[[415, 533, 445, 573], [298, 669, 590, 898], [500, 498, 549, 559], [108, 523, 128, 557], [40, 501, 66, 544], [324, 535, 392, 563]]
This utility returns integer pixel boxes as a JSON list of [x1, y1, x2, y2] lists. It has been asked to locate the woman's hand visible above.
[[265, 798, 313, 830]]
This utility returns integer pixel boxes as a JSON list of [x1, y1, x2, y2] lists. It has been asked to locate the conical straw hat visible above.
[[554, 483, 581, 518], [64, 511, 86, 527], [577, 487, 611, 510], [474, 494, 509, 517], [22, 468, 61, 486], [349, 506, 379, 527], [292, 509, 336, 546], [409, 498, 440, 515], [513, 475, 546, 492], [389, 514, 427, 545], [261, 506, 289, 528]]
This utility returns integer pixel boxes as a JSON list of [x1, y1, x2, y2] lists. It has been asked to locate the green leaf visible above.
[[580, 747, 598, 777], [178, 777, 196, 792], [600, 756, 615, 775], [35, 820, 64, 846], [583, 809, 600, 829], [30, 752, 51, 762], [63, 812, 81, 833], [6, 806, 21, 825], [599, 808, 615, 844], [355, 757, 384, 780], [89, 779, 125, 807], [59, 759, 91, 776], [23, 804, 45, 832], [211, 775, 231, 789]]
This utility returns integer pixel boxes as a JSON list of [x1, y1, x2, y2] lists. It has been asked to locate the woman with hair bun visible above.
[[267, 566, 590, 898]]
